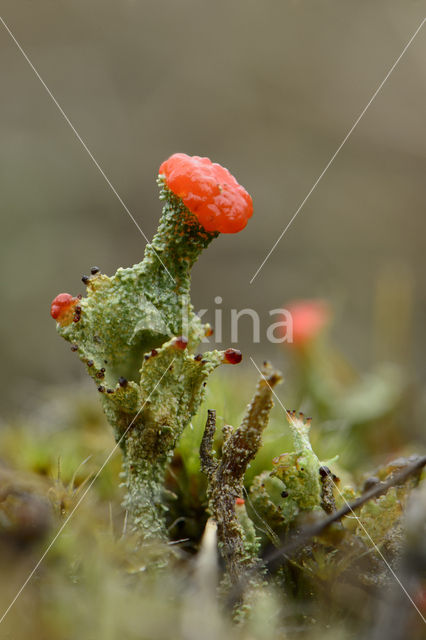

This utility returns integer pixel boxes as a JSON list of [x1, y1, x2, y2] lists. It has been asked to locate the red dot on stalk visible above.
[[174, 336, 188, 350], [223, 348, 242, 365], [159, 153, 253, 234], [235, 497, 245, 506], [50, 293, 78, 322]]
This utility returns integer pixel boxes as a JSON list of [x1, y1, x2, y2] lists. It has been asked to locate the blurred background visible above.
[[0, 0, 425, 413], [0, 5, 426, 637]]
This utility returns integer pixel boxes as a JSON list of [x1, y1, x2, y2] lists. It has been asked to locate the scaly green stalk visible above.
[[53, 181, 234, 541], [250, 412, 326, 531]]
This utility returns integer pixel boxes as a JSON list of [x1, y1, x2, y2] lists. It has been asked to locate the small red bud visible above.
[[174, 336, 188, 350], [235, 497, 245, 506], [223, 348, 242, 365], [50, 293, 78, 325]]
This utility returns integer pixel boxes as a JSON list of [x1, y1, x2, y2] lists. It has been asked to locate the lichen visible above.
[[52, 176, 242, 541], [250, 412, 327, 532], [200, 363, 282, 586]]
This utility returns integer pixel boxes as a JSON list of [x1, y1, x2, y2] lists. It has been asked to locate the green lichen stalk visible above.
[[53, 181, 232, 541], [250, 412, 328, 532]]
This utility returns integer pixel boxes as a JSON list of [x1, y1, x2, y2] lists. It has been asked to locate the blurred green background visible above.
[[1, 0, 425, 413]]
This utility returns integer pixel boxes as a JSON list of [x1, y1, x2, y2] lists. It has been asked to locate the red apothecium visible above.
[[159, 153, 253, 233]]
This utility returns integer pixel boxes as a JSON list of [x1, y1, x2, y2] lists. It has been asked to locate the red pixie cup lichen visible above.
[[286, 300, 330, 347], [50, 293, 78, 326], [50, 157, 250, 544], [159, 153, 253, 233]]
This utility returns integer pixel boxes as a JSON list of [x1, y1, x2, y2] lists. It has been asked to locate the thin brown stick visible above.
[[200, 363, 282, 586]]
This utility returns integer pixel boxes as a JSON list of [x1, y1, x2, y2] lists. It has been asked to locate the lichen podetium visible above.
[[249, 412, 327, 532], [51, 154, 253, 542]]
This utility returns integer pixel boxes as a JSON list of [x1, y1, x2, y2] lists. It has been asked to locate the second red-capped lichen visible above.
[[159, 153, 253, 233], [286, 300, 330, 347]]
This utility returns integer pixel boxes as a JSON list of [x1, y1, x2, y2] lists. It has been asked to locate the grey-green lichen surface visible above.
[[51, 179, 241, 541], [250, 412, 326, 530]]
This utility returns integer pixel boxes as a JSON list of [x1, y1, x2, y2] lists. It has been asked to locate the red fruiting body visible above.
[[235, 497, 245, 506], [174, 336, 188, 350], [159, 153, 253, 234], [286, 300, 330, 347], [223, 348, 242, 365], [50, 293, 78, 324], [414, 586, 426, 613]]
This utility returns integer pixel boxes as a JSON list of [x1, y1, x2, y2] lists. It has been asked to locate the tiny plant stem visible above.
[[200, 363, 282, 587]]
